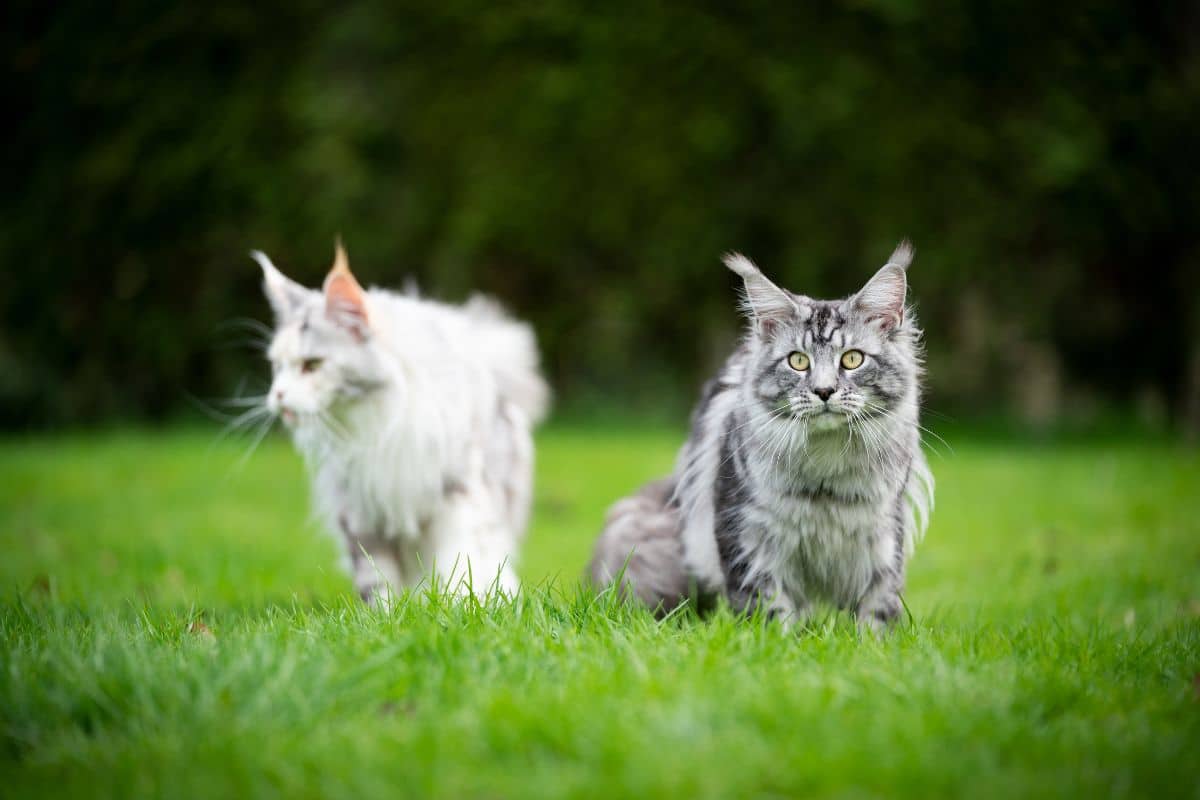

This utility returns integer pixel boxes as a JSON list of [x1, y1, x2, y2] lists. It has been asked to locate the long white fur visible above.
[[256, 249, 548, 600]]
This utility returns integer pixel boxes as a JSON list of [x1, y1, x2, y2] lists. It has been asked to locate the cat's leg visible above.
[[854, 526, 906, 634], [338, 514, 404, 608], [483, 400, 535, 537], [349, 542, 404, 609], [725, 572, 810, 628], [718, 522, 811, 627], [772, 575, 814, 630], [424, 484, 519, 599], [855, 570, 904, 634]]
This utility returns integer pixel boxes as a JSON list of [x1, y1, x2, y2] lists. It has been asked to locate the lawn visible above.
[[1, 423, 1198, 799]]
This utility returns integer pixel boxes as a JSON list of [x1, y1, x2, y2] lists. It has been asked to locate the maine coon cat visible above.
[[255, 242, 548, 602], [590, 243, 933, 631]]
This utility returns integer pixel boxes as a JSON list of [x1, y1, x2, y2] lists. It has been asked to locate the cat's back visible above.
[[365, 287, 548, 424]]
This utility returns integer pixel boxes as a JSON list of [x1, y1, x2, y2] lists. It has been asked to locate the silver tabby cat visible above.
[[590, 243, 933, 631]]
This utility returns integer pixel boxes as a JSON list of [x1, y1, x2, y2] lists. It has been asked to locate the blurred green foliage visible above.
[[4, 1, 1199, 426]]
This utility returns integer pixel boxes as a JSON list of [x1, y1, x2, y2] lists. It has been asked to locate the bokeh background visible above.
[[4, 1, 1199, 430], [4, 8, 1200, 796]]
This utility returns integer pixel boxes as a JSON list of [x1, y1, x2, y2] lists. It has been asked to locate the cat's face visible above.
[[726, 244, 918, 432], [256, 244, 383, 432]]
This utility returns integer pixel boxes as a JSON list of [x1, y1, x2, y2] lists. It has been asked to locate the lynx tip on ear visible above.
[[331, 236, 350, 276], [886, 240, 914, 271], [722, 252, 761, 279]]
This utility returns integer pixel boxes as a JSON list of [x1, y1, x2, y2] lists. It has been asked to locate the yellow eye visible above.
[[301, 357, 324, 374], [841, 350, 864, 370], [786, 352, 810, 371]]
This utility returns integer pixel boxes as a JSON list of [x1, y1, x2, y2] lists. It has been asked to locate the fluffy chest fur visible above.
[[306, 415, 455, 542], [738, 431, 909, 608], [294, 308, 497, 540], [699, 404, 913, 612]]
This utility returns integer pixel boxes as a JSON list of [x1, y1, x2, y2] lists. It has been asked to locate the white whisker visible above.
[[234, 414, 276, 469]]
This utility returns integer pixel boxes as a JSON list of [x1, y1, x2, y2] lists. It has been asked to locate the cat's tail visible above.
[[464, 295, 551, 426], [589, 477, 692, 614]]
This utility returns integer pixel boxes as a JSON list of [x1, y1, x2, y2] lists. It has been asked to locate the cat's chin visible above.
[[806, 410, 848, 432]]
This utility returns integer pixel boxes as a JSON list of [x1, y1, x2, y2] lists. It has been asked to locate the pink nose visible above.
[[274, 390, 284, 401]]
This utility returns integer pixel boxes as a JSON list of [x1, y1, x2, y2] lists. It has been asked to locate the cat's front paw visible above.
[[856, 595, 903, 637], [361, 583, 398, 612]]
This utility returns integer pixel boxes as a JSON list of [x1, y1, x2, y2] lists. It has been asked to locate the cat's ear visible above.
[[323, 238, 369, 338], [850, 240, 911, 331], [251, 250, 310, 320], [723, 252, 799, 336]]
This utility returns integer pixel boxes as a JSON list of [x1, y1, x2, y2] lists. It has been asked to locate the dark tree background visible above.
[[3, 1, 1198, 428]]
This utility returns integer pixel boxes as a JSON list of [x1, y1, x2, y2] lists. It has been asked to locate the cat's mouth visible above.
[[280, 408, 298, 426], [781, 406, 845, 422]]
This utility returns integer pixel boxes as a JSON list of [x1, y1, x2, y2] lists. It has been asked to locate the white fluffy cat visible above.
[[254, 241, 548, 602]]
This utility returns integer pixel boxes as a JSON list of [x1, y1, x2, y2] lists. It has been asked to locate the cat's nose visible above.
[[813, 387, 834, 401]]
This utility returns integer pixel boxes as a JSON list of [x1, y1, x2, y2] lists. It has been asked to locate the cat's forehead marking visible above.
[[804, 303, 844, 346]]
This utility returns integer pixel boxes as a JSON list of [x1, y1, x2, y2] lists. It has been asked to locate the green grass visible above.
[[1, 423, 1199, 799]]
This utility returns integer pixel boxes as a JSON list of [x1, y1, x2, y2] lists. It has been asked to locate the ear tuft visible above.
[[323, 238, 369, 336], [886, 239, 914, 271], [331, 235, 350, 276], [722, 252, 760, 281], [252, 249, 309, 320], [722, 252, 798, 336]]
